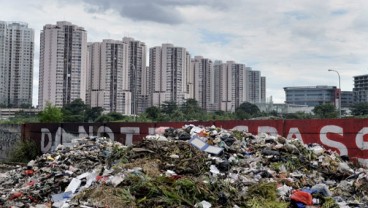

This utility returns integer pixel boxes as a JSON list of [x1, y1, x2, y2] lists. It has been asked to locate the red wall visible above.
[[22, 119, 368, 163]]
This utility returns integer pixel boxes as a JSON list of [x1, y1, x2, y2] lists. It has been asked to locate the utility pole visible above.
[[328, 69, 341, 118]]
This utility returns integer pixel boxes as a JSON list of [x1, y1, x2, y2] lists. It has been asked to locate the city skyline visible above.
[[34, 21, 265, 113], [3, 0, 368, 106]]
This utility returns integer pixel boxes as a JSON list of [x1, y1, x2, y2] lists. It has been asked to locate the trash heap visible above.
[[1, 125, 368, 208]]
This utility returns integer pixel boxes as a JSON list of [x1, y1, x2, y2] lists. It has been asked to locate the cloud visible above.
[[331, 9, 348, 16], [77, 0, 235, 24], [118, 2, 182, 24], [284, 11, 311, 20], [199, 29, 232, 45]]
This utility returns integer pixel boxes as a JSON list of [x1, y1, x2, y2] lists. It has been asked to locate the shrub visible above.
[[9, 139, 40, 163]]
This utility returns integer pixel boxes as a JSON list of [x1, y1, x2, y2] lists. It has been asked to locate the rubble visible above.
[[1, 124, 368, 207]]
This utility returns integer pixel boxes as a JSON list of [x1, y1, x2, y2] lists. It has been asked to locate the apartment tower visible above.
[[123, 37, 147, 114], [87, 40, 130, 114], [213, 61, 248, 112], [261, 76, 266, 103], [38, 21, 87, 109], [190, 56, 214, 110], [87, 37, 147, 115], [246, 67, 264, 103], [149, 44, 190, 107], [0, 21, 34, 107]]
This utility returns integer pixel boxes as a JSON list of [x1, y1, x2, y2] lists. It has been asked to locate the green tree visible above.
[[95, 114, 113, 122], [350, 102, 368, 116], [235, 102, 261, 119], [180, 99, 205, 120], [312, 103, 337, 118], [145, 106, 161, 120], [208, 110, 235, 120], [85, 107, 104, 122], [161, 101, 178, 116], [107, 112, 126, 121], [38, 102, 63, 123], [62, 98, 89, 122], [95, 112, 126, 122]]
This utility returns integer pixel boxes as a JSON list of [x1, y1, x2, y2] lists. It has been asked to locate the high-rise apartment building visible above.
[[87, 40, 130, 114], [123, 37, 147, 114], [261, 76, 266, 103], [149, 44, 190, 107], [86, 37, 147, 115], [213, 61, 249, 112], [0, 21, 34, 108], [189, 56, 213, 110], [246, 68, 264, 103], [211, 62, 265, 112], [38, 21, 87, 109]]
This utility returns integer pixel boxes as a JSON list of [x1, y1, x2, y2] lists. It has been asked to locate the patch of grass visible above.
[[321, 197, 339, 208], [246, 197, 288, 208], [245, 182, 288, 208], [73, 185, 136, 207]]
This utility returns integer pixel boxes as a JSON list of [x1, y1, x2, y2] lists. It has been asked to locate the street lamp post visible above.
[[328, 69, 341, 118]]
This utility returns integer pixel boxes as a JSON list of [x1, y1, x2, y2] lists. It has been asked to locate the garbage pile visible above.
[[1, 124, 368, 207]]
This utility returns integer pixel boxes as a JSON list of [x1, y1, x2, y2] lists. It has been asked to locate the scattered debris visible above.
[[1, 124, 368, 207]]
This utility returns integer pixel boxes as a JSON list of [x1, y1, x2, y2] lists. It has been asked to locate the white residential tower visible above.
[[38, 21, 87, 109], [0, 21, 34, 108]]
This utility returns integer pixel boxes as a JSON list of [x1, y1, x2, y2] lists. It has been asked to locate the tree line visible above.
[[2, 98, 368, 124]]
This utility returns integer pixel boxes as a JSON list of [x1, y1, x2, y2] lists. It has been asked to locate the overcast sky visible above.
[[3, 0, 368, 106]]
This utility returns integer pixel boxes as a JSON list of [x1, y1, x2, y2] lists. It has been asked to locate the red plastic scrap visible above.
[[96, 175, 108, 183], [9, 192, 23, 200], [170, 175, 183, 180], [290, 190, 313, 205], [24, 169, 34, 176]]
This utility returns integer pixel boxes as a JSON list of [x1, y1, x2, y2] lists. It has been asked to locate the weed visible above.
[[9, 139, 40, 163]]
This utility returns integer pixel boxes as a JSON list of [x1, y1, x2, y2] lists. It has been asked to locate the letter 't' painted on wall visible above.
[[121, 127, 140, 146]]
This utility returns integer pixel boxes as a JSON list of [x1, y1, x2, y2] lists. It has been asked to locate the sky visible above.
[[3, 0, 368, 106]]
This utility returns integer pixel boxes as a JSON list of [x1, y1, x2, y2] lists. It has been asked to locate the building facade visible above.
[[38, 21, 87, 109], [246, 68, 264, 104], [123, 37, 147, 114], [87, 40, 130, 114], [261, 76, 266, 103], [87, 37, 147, 115], [210, 61, 265, 112], [0, 21, 34, 108], [213, 61, 247, 112], [353, 74, 368, 103], [189, 56, 213, 110], [149, 44, 190, 107], [341, 91, 354, 107], [284, 86, 338, 107], [213, 61, 234, 111]]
